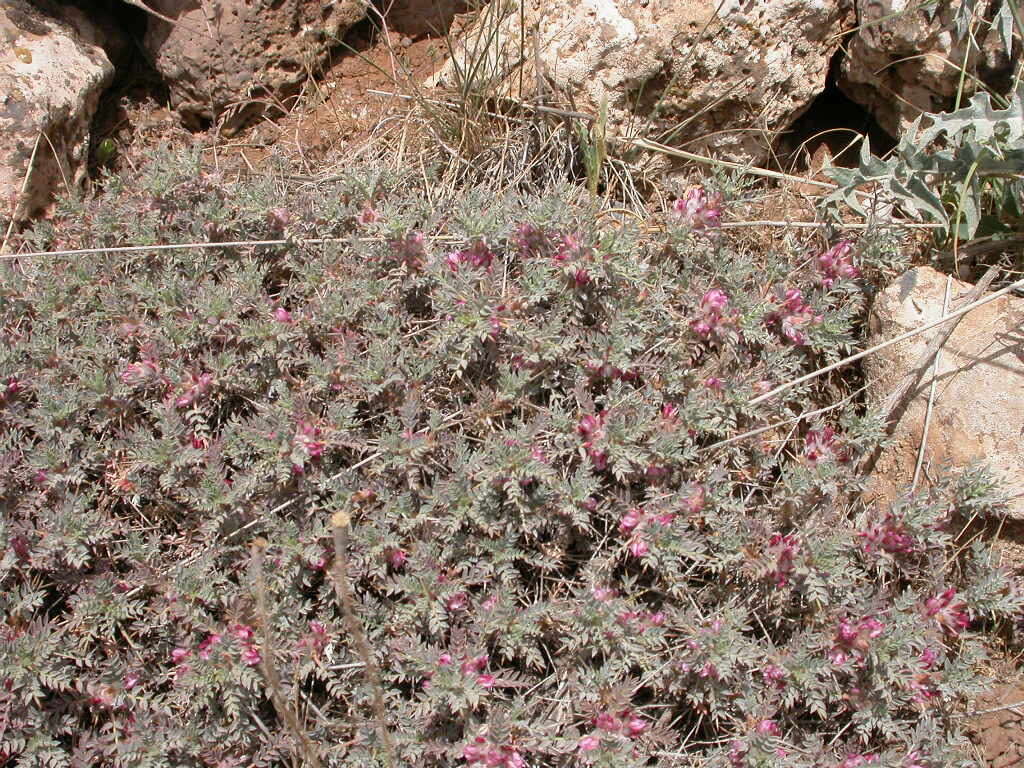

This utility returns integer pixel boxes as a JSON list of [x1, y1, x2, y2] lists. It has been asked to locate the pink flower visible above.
[[578, 734, 600, 752], [174, 372, 213, 408], [197, 633, 222, 660], [386, 548, 407, 569], [577, 412, 605, 438], [123, 672, 140, 690], [272, 306, 293, 324], [700, 289, 729, 313], [460, 654, 489, 675], [591, 586, 617, 602], [673, 186, 723, 229], [766, 534, 799, 587], [765, 288, 822, 346], [294, 420, 326, 459], [756, 719, 780, 736], [817, 240, 860, 288], [389, 231, 426, 270], [704, 376, 724, 392], [629, 538, 649, 558], [919, 647, 939, 668], [858, 513, 916, 554], [358, 204, 380, 225], [685, 485, 706, 514], [170, 647, 190, 664], [121, 359, 161, 386], [619, 508, 644, 533], [624, 715, 648, 737], [476, 674, 496, 689], [728, 739, 748, 767], [231, 623, 254, 642], [924, 588, 970, 634], [516, 222, 549, 256], [594, 712, 619, 732], [555, 234, 585, 261], [690, 289, 731, 339], [648, 611, 666, 627], [450, 240, 494, 271], [762, 664, 787, 688], [438, 653, 453, 666], [446, 593, 468, 612], [831, 615, 885, 660], [804, 426, 845, 465], [266, 207, 291, 231], [699, 662, 719, 679], [241, 644, 261, 666]]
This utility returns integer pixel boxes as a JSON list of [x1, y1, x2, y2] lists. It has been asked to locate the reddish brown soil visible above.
[[972, 677, 1024, 767]]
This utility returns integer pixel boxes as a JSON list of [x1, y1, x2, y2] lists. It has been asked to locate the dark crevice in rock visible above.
[[775, 48, 896, 175], [87, 2, 174, 177]]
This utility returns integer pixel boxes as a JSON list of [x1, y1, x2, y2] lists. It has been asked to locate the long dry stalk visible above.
[[249, 540, 324, 768], [330, 511, 397, 768]]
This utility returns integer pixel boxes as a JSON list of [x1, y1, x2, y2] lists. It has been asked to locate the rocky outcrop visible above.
[[839, 0, 1015, 137], [141, 0, 367, 134], [0, 1, 114, 224], [864, 267, 1024, 518], [427, 0, 854, 163]]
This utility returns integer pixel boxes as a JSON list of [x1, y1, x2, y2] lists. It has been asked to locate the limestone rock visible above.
[[864, 267, 1024, 518], [0, 0, 114, 224], [839, 0, 1014, 137], [427, 0, 853, 164], [141, 0, 367, 134]]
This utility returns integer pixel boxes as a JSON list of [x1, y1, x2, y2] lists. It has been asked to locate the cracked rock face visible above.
[[427, 0, 853, 164], [141, 0, 367, 134], [839, 0, 1015, 137], [0, 1, 114, 223], [864, 267, 1024, 519]]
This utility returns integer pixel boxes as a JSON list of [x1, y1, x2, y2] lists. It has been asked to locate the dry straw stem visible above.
[[330, 511, 397, 768], [748, 273, 1024, 409], [248, 540, 324, 768], [911, 275, 952, 491]]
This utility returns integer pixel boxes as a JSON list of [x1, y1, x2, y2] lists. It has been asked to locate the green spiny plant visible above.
[[0, 148, 1019, 768]]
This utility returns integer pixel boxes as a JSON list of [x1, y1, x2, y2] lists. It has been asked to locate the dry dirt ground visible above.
[[93, 22, 456, 183]]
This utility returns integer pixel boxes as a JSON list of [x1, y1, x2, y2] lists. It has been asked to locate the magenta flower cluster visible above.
[[765, 534, 799, 587], [924, 588, 970, 634], [170, 623, 261, 679], [463, 735, 525, 767], [690, 289, 731, 339], [672, 186, 723, 229], [858, 512, 916, 554], [447, 240, 495, 272], [174, 371, 214, 409], [804, 426, 847, 465], [553, 233, 594, 286], [429, 651, 497, 691], [578, 708, 648, 753], [817, 240, 860, 288], [828, 616, 885, 665], [766, 288, 822, 346], [577, 410, 609, 470]]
